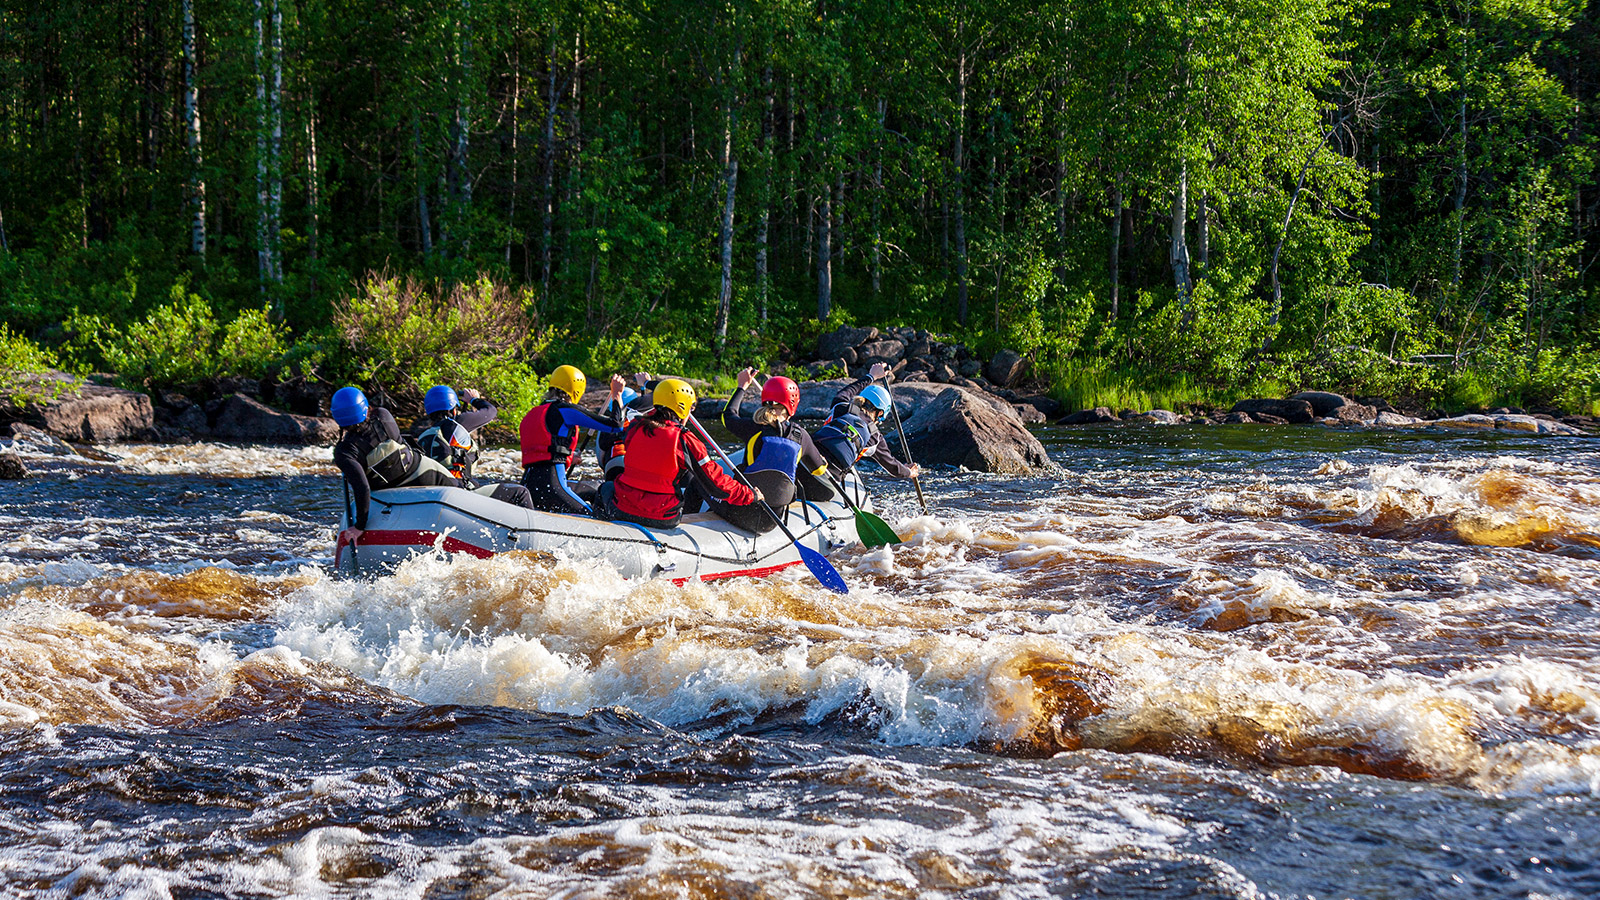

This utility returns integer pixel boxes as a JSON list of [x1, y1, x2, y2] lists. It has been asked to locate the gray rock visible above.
[[1223, 412, 1254, 424], [841, 346, 858, 366], [817, 326, 879, 360], [1, 371, 155, 443], [958, 359, 983, 378], [5, 423, 80, 456], [176, 404, 210, 435], [858, 339, 906, 363], [899, 372, 930, 383], [930, 363, 955, 384], [208, 394, 340, 445], [0, 454, 28, 479], [1289, 391, 1354, 417], [1230, 398, 1315, 424], [1329, 403, 1378, 424], [1059, 407, 1119, 425], [900, 386, 1050, 474], [1432, 414, 1497, 431], [1014, 394, 1063, 418], [1012, 404, 1047, 425], [905, 339, 932, 360], [986, 349, 1028, 388], [1127, 409, 1181, 425], [1375, 411, 1420, 427]]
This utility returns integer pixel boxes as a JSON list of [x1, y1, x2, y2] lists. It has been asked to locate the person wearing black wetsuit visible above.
[[812, 362, 919, 482], [331, 387, 459, 542], [416, 385, 535, 509], [717, 369, 834, 521]]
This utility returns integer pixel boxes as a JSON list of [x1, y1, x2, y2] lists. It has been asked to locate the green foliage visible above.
[[66, 278, 290, 391], [576, 333, 691, 382], [0, 325, 76, 407], [331, 273, 548, 426]]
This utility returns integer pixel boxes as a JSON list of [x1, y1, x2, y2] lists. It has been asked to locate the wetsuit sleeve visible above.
[[557, 405, 622, 434], [863, 428, 913, 479], [718, 384, 762, 440], [454, 399, 498, 432], [333, 441, 372, 530], [681, 432, 755, 505]]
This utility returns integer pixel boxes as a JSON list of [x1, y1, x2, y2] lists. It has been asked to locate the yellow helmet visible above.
[[549, 365, 586, 403], [653, 378, 697, 420]]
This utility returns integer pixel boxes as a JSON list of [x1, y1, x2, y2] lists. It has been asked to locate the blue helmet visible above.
[[424, 385, 459, 415], [330, 386, 369, 427], [619, 387, 640, 406], [859, 384, 892, 414]]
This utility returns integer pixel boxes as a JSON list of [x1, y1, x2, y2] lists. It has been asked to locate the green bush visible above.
[[0, 325, 77, 407], [332, 272, 550, 425]]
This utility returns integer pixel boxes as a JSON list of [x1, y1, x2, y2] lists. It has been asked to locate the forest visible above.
[[1, 0, 1597, 415]]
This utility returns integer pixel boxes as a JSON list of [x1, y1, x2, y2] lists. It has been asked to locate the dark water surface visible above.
[[2, 428, 1597, 898]]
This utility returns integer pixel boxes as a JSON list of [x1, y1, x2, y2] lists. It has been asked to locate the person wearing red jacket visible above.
[[599, 379, 763, 530]]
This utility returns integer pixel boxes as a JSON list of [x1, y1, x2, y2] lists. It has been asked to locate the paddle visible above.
[[826, 471, 902, 547], [684, 414, 849, 594], [341, 480, 362, 576], [883, 384, 929, 513]]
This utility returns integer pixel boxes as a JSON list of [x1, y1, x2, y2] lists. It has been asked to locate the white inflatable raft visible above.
[[334, 474, 871, 585]]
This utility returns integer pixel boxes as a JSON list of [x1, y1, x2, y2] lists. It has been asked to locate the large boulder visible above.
[[4, 423, 81, 456], [208, 394, 340, 445], [1328, 403, 1378, 425], [0, 454, 27, 479], [1, 371, 155, 443], [857, 338, 906, 364], [986, 349, 1028, 388], [816, 325, 879, 361], [1059, 407, 1120, 425], [899, 386, 1050, 474], [1289, 391, 1354, 417], [1230, 398, 1315, 424]]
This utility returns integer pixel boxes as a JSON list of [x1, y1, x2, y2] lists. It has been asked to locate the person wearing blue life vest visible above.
[[597, 382, 653, 481], [717, 369, 834, 521], [416, 385, 536, 509], [812, 362, 919, 483], [331, 386, 461, 546], [518, 365, 623, 515]]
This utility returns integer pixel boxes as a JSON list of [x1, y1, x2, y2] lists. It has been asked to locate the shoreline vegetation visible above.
[[2, 1, 1597, 426]]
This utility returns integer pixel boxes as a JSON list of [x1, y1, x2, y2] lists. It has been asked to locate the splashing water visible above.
[[2, 426, 1598, 898]]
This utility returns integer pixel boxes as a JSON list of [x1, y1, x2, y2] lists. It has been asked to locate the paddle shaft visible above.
[[884, 386, 929, 513], [684, 415, 847, 593], [341, 480, 361, 576]]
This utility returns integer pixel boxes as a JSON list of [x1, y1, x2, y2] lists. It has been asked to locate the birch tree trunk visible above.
[[253, 0, 271, 286], [1109, 180, 1123, 319], [414, 113, 433, 254], [817, 180, 832, 321], [540, 32, 561, 295], [1196, 190, 1208, 280], [1171, 161, 1191, 326], [713, 49, 741, 355], [755, 66, 772, 323], [182, 0, 206, 259], [872, 96, 885, 297], [446, 0, 472, 254], [269, 0, 282, 283], [306, 94, 320, 298], [953, 40, 969, 326]]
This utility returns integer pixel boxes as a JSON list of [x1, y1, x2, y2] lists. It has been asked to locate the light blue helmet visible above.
[[330, 387, 369, 427], [619, 387, 640, 406], [859, 384, 892, 414], [424, 385, 459, 415]]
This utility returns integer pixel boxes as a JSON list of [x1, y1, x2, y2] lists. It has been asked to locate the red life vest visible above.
[[520, 402, 577, 468], [616, 419, 685, 495]]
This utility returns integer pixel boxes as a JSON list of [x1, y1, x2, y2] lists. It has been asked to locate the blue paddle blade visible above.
[[798, 543, 850, 594]]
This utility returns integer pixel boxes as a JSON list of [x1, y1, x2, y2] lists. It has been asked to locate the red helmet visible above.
[[760, 375, 800, 416]]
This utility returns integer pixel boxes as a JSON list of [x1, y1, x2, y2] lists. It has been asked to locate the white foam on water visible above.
[[103, 442, 337, 477]]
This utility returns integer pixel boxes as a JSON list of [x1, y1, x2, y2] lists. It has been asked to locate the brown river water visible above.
[[1, 426, 1597, 898]]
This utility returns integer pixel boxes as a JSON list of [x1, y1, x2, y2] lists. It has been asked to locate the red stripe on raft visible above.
[[351, 530, 495, 558], [348, 531, 809, 583], [672, 560, 803, 585]]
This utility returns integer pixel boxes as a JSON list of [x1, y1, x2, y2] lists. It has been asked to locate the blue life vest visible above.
[[814, 411, 873, 465], [744, 433, 802, 483]]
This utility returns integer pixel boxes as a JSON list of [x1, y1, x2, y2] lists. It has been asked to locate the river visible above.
[[1, 426, 1597, 898]]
